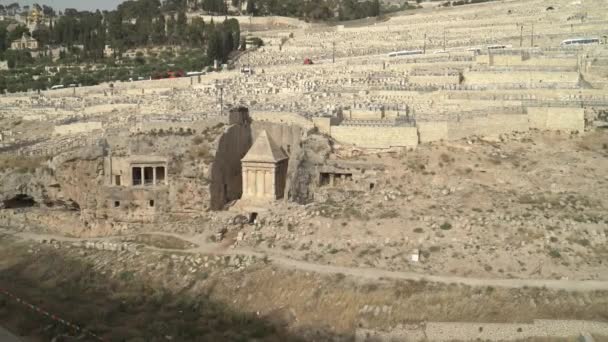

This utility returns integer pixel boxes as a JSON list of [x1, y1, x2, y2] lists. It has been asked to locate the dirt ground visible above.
[[1, 130, 607, 340], [1, 233, 607, 341], [236, 130, 608, 281]]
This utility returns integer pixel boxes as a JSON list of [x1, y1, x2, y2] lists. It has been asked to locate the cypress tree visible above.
[[246, 0, 255, 15]]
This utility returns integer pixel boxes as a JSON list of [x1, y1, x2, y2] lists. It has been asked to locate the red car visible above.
[[152, 70, 185, 80]]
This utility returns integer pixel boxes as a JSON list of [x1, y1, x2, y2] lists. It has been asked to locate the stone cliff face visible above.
[[287, 133, 333, 204], [0, 132, 220, 235], [0, 142, 107, 211], [209, 123, 253, 210], [0, 108, 328, 235], [0, 143, 108, 235]]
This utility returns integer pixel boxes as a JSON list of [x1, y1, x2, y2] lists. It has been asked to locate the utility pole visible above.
[[423, 33, 427, 54], [220, 86, 224, 116], [248, 15, 252, 70], [520, 24, 523, 47], [530, 23, 534, 47], [443, 28, 446, 51], [332, 41, 335, 63]]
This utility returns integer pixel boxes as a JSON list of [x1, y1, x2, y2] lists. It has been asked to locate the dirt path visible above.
[[4, 228, 608, 292]]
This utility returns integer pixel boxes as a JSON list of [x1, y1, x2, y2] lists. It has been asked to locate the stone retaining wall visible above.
[[331, 125, 419, 148], [447, 114, 530, 140], [356, 319, 608, 341], [529, 107, 585, 132], [251, 111, 315, 129], [54, 122, 103, 136], [262, 107, 585, 148]]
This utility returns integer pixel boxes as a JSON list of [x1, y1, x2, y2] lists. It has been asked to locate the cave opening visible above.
[[2, 194, 36, 209], [248, 212, 258, 224]]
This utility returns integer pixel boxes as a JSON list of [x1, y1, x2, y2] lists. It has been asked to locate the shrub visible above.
[[549, 249, 561, 258], [439, 222, 452, 230], [572, 238, 590, 247], [377, 209, 399, 219], [440, 153, 453, 164]]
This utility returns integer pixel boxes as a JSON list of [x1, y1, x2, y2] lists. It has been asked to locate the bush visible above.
[[429, 246, 441, 252], [439, 222, 452, 230], [549, 249, 561, 258], [377, 209, 399, 219], [439, 153, 453, 164]]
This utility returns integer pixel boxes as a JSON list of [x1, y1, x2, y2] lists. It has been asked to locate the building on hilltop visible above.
[[241, 130, 288, 201], [10, 33, 39, 50]]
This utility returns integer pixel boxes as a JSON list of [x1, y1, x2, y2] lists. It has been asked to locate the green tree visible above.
[[0, 74, 6, 94], [152, 14, 166, 45], [246, 0, 255, 15], [6, 3, 20, 14], [32, 27, 51, 47], [177, 10, 187, 42], [167, 14, 177, 45], [7, 24, 30, 43], [4, 50, 34, 69], [223, 18, 240, 50], [221, 30, 233, 60], [372, 0, 381, 16], [187, 17, 206, 47], [0, 25, 7, 53], [206, 29, 222, 63], [42, 5, 55, 17]]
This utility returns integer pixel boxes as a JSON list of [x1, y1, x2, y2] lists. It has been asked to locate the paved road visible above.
[[5, 228, 608, 292]]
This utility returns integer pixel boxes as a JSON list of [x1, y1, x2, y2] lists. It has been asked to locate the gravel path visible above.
[[5, 228, 608, 292]]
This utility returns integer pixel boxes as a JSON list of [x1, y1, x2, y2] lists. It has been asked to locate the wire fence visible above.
[[0, 288, 105, 341]]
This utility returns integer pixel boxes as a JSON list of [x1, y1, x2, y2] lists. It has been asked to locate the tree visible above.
[[7, 25, 30, 43], [372, 0, 381, 17], [0, 75, 6, 94], [64, 8, 78, 16], [223, 18, 240, 50], [135, 51, 145, 64], [206, 29, 222, 63], [167, 14, 177, 45], [107, 10, 124, 54], [177, 10, 187, 42], [221, 30, 233, 60], [6, 3, 20, 15], [0, 25, 7, 53], [187, 17, 205, 47], [32, 27, 51, 47], [42, 5, 55, 17], [4, 50, 34, 69], [246, 0, 255, 15], [162, 0, 187, 11], [152, 15, 166, 45]]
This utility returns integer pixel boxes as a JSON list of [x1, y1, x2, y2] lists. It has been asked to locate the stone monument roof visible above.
[[242, 130, 288, 163]]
